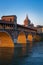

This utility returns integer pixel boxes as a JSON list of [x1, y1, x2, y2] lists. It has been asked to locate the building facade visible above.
[[36, 25, 43, 33]]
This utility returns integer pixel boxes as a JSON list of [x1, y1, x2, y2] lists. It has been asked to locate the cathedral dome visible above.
[[24, 15, 31, 26]]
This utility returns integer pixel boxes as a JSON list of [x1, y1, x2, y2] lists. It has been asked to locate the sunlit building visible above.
[[36, 25, 43, 33], [1, 15, 17, 24]]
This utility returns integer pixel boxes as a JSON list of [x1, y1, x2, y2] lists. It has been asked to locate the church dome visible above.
[[24, 15, 31, 26]]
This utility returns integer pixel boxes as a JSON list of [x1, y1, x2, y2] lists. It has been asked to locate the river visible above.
[[0, 42, 43, 65]]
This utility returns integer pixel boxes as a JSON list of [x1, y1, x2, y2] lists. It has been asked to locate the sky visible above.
[[0, 0, 43, 26]]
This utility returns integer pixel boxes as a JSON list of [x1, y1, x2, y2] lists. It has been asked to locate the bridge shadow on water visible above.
[[0, 42, 32, 65]]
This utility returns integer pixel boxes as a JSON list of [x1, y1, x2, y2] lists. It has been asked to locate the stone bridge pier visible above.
[[10, 30, 36, 43]]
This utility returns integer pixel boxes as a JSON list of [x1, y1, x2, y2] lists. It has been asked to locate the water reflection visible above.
[[14, 43, 32, 57], [0, 42, 33, 65], [26, 42, 32, 55], [0, 47, 14, 65]]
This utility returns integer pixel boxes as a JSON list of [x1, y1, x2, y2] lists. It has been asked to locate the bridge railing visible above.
[[0, 28, 37, 35]]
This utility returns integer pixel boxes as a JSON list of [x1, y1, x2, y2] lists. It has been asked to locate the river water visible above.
[[0, 42, 43, 65]]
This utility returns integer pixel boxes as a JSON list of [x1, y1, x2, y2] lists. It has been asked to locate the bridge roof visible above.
[[17, 24, 37, 32]]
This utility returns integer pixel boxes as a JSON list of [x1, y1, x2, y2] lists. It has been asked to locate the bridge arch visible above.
[[17, 32, 27, 45], [0, 31, 14, 47], [27, 34, 33, 42]]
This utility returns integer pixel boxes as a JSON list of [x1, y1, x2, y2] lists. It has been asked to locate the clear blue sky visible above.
[[0, 0, 43, 26]]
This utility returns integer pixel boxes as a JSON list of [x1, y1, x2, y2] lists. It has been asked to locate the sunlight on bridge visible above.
[[17, 32, 26, 45], [33, 35, 40, 41], [27, 34, 33, 42], [0, 32, 14, 47]]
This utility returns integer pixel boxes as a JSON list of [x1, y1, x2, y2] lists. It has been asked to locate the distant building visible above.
[[24, 15, 34, 28], [24, 15, 31, 27], [36, 25, 43, 33], [28, 24, 34, 28]]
